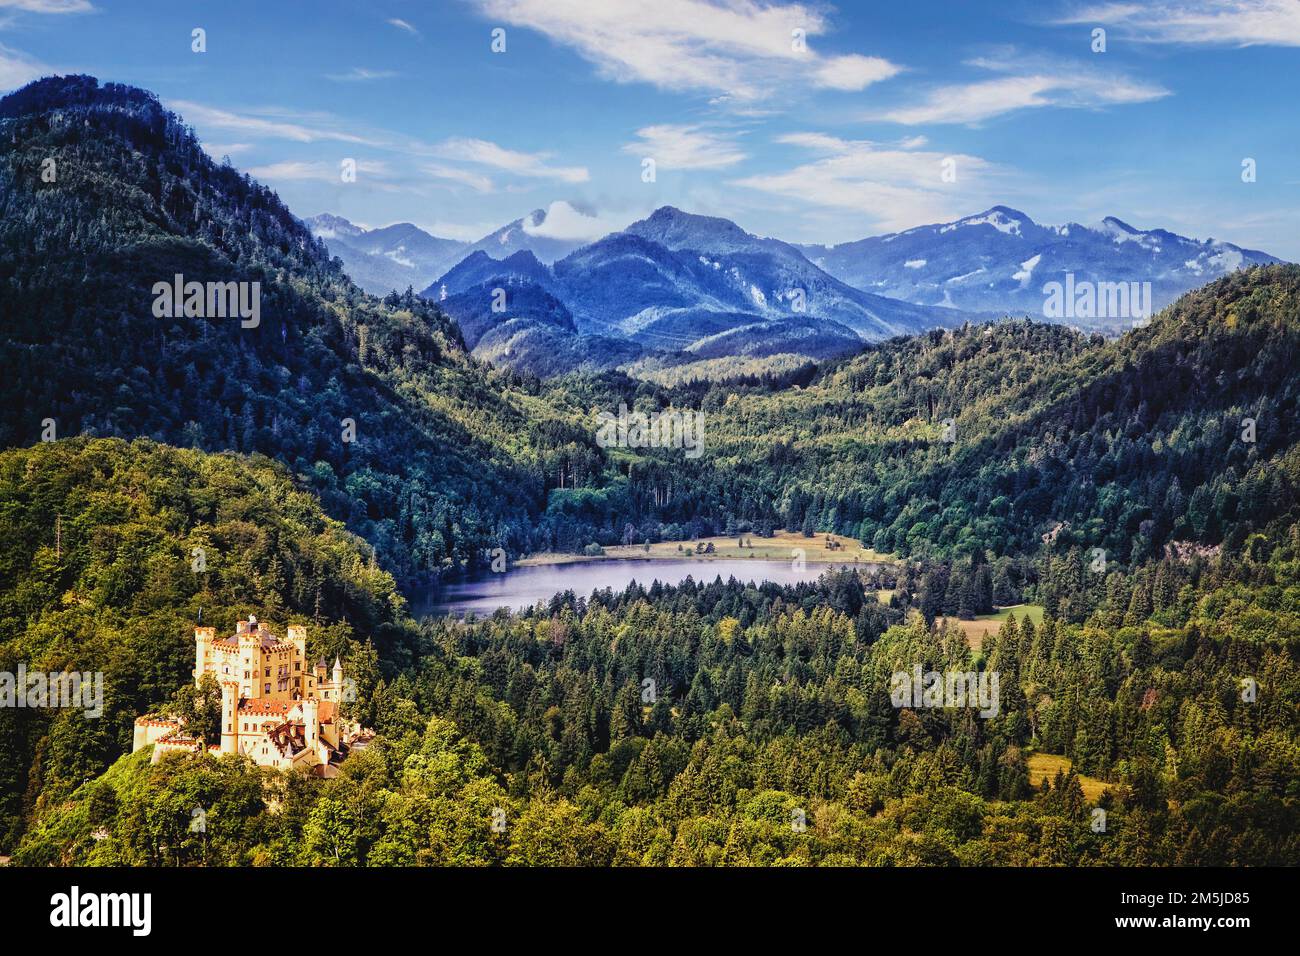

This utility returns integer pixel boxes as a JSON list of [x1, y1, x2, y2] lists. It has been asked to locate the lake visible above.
[[417, 557, 874, 617]]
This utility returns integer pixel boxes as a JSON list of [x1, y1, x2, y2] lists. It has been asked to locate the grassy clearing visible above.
[[939, 604, 1046, 652], [520, 530, 893, 567], [1025, 752, 1110, 802]]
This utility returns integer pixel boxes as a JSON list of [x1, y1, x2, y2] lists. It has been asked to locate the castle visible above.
[[133, 615, 371, 776]]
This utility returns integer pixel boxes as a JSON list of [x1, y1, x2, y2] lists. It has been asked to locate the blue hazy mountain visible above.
[[305, 214, 467, 295], [418, 205, 977, 375], [453, 206, 591, 265], [431, 249, 557, 299], [429, 265, 646, 376], [308, 208, 591, 297], [412, 203, 1283, 375], [799, 205, 1282, 324], [607, 206, 971, 340]]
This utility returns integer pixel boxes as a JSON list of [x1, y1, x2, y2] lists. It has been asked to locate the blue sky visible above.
[[2, 0, 1297, 256]]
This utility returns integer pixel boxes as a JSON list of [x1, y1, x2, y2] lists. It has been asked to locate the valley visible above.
[[310, 203, 1279, 380], [1, 74, 1297, 871]]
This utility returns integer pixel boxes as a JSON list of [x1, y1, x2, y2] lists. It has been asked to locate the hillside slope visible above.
[[665, 264, 1300, 577], [0, 76, 604, 582]]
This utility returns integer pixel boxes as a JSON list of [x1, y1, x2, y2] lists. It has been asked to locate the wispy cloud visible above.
[[201, 142, 253, 160], [733, 133, 996, 232], [423, 162, 494, 193], [326, 67, 398, 82], [814, 53, 900, 91], [0, 41, 51, 92], [1057, 0, 1300, 47], [469, 0, 901, 101], [0, 0, 93, 12], [623, 124, 747, 169], [171, 99, 591, 194], [169, 100, 372, 144], [385, 17, 420, 36], [246, 159, 391, 183], [432, 136, 589, 183], [869, 55, 1169, 125]]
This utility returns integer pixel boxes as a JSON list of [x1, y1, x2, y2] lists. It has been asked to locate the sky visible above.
[[1, 0, 1298, 257]]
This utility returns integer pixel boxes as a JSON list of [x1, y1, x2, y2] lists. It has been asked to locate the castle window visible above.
[[264, 683, 271, 694], [264, 668, 270, 677], [294, 662, 300, 671]]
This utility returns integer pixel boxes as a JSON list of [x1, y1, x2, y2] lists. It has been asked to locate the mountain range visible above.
[[420, 207, 979, 375], [314, 202, 1283, 377], [797, 205, 1280, 317], [305, 206, 590, 301]]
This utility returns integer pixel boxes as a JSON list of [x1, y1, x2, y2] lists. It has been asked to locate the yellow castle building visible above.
[[133, 615, 372, 776]]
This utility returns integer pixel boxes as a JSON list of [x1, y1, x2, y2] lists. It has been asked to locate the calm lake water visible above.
[[418, 558, 873, 617]]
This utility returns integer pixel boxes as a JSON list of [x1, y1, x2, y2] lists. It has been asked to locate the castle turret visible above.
[[302, 696, 319, 753], [219, 681, 239, 755], [332, 655, 344, 691], [194, 626, 215, 686], [238, 614, 260, 697]]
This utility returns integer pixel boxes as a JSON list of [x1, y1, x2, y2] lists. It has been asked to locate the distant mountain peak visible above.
[[305, 213, 365, 239], [627, 206, 758, 253], [944, 206, 1033, 236]]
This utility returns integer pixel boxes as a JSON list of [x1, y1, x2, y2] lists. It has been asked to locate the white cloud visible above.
[[1058, 0, 1300, 47], [622, 124, 747, 169], [247, 159, 389, 182], [521, 200, 627, 241], [169, 100, 372, 144], [469, 0, 901, 100], [869, 63, 1169, 125], [432, 136, 589, 183], [201, 142, 253, 159], [813, 54, 900, 91], [386, 17, 420, 36], [326, 68, 398, 82], [0, 42, 50, 91], [733, 133, 996, 232], [0, 1, 93, 12], [774, 131, 850, 152], [423, 162, 494, 193]]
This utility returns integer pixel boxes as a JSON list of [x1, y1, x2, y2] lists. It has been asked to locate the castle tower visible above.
[[302, 696, 319, 753], [332, 655, 344, 694], [219, 681, 239, 755], [238, 614, 260, 697], [194, 626, 215, 686]]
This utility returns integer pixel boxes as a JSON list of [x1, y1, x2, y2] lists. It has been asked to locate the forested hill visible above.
[[4, 76, 1299, 598], [0, 76, 597, 583], [610, 264, 1300, 594], [0, 437, 419, 848]]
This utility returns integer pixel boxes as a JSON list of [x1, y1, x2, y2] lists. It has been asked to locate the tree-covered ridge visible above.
[[0, 437, 415, 847], [0, 75, 613, 583], [584, 265, 1300, 581]]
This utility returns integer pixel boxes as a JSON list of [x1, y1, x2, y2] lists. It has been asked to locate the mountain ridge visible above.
[[798, 204, 1282, 323]]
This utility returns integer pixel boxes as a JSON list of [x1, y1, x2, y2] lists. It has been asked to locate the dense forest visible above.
[[8, 440, 1298, 863], [1, 77, 1297, 866]]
